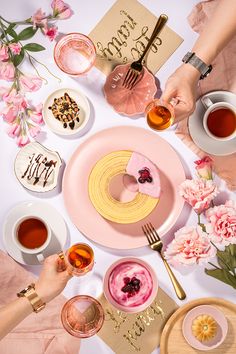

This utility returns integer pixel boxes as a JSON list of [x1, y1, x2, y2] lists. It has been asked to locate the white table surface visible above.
[[0, 1, 235, 353]]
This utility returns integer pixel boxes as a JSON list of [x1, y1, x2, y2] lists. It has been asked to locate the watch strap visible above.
[[17, 283, 46, 313], [182, 52, 212, 80]]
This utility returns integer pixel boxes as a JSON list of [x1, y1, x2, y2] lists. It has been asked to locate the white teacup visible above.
[[202, 97, 236, 141], [13, 216, 51, 263]]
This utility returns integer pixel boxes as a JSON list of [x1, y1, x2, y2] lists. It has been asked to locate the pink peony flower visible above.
[[195, 156, 213, 180], [44, 26, 58, 41], [1, 104, 18, 123], [164, 226, 216, 266], [31, 8, 46, 28], [0, 62, 15, 81], [51, 0, 73, 19], [7, 122, 21, 137], [9, 43, 22, 55], [29, 103, 43, 124], [205, 200, 236, 246], [179, 178, 218, 214], [16, 134, 30, 147], [28, 124, 41, 138], [0, 45, 9, 61], [19, 74, 42, 92]]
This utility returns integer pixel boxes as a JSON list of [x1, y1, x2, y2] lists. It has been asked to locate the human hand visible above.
[[161, 64, 200, 124], [35, 254, 71, 303]]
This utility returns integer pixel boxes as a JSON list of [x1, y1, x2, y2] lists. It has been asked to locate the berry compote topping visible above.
[[121, 276, 141, 297]]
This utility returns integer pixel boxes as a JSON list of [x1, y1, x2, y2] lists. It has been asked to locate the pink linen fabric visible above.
[[0, 250, 80, 354], [175, 0, 236, 190]]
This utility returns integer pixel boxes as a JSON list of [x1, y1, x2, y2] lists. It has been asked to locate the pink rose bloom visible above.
[[19, 74, 42, 92], [194, 156, 213, 180], [28, 124, 41, 138], [205, 200, 236, 246], [0, 45, 9, 61], [16, 134, 30, 147], [7, 122, 21, 137], [9, 43, 22, 55], [51, 0, 73, 19], [179, 178, 218, 214], [44, 26, 58, 41], [1, 104, 18, 123], [164, 226, 216, 266], [31, 8, 46, 28], [0, 62, 15, 81], [29, 103, 43, 124]]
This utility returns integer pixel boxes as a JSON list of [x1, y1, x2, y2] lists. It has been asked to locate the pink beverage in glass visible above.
[[65, 243, 94, 276], [61, 295, 104, 338], [54, 33, 96, 76]]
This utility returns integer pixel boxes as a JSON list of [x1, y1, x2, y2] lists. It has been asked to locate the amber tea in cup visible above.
[[145, 99, 175, 131], [65, 243, 94, 276], [17, 218, 48, 249], [202, 97, 236, 141]]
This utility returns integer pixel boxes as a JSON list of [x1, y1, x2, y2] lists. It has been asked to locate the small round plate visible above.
[[14, 142, 62, 193], [182, 305, 228, 351], [43, 88, 90, 136], [2, 201, 68, 265], [103, 63, 157, 116], [188, 90, 236, 156]]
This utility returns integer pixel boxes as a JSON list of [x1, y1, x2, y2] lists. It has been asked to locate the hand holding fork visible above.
[[122, 14, 168, 90]]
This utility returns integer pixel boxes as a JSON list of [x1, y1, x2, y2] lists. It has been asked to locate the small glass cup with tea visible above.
[[145, 98, 176, 131], [64, 243, 94, 276]]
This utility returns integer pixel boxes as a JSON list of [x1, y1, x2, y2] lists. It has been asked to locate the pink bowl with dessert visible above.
[[104, 257, 158, 313]]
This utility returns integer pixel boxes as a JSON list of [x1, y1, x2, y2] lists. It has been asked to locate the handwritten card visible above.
[[97, 288, 178, 354], [89, 0, 183, 75]]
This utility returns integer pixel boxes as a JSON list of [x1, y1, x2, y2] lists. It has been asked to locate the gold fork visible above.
[[122, 14, 168, 90], [142, 222, 186, 300]]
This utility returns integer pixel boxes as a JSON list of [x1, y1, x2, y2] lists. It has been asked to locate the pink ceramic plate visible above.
[[103, 64, 157, 116], [182, 305, 228, 351], [62, 126, 185, 249]]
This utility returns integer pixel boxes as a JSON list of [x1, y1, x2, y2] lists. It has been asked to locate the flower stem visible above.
[[28, 54, 48, 84], [26, 52, 61, 83], [208, 262, 220, 270]]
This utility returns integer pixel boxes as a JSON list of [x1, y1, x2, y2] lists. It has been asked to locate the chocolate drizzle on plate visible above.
[[21, 153, 57, 187]]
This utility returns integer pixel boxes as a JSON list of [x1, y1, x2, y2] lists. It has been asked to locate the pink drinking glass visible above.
[[61, 295, 104, 338], [54, 33, 96, 76]]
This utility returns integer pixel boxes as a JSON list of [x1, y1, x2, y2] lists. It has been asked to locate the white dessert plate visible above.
[[43, 88, 90, 136], [14, 142, 62, 193], [3, 201, 68, 265], [188, 90, 236, 156]]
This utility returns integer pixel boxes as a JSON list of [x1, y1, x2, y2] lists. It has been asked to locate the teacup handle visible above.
[[201, 96, 213, 109], [36, 253, 45, 264]]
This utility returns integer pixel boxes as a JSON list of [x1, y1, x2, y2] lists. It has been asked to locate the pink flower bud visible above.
[[194, 156, 213, 180]]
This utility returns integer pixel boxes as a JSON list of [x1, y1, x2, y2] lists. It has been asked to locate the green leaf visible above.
[[13, 49, 24, 66], [23, 43, 45, 52], [205, 268, 236, 289], [217, 246, 236, 270], [17, 26, 37, 41], [6, 23, 17, 40]]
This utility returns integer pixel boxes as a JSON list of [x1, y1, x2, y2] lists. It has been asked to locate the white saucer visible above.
[[188, 90, 236, 156], [3, 201, 68, 265], [43, 88, 90, 136]]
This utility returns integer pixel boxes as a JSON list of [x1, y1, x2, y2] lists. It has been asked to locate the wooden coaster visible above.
[[88, 150, 159, 224], [160, 297, 236, 354]]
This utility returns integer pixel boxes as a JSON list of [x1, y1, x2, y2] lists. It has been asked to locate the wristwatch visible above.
[[17, 283, 46, 313], [182, 52, 212, 80]]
